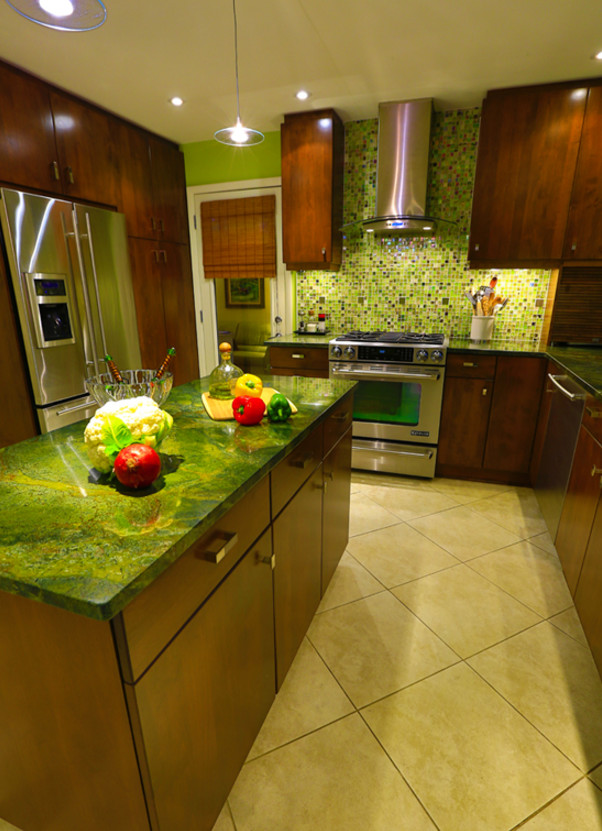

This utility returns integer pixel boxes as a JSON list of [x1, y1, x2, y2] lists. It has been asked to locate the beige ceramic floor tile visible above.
[[351, 471, 438, 491], [468, 540, 573, 617], [307, 591, 458, 707], [530, 529, 558, 555], [346, 522, 458, 588], [362, 662, 580, 831], [468, 486, 549, 538], [550, 607, 590, 648], [469, 622, 602, 772], [392, 563, 540, 657], [210, 802, 236, 831], [228, 714, 437, 831], [348, 492, 400, 537], [519, 778, 602, 830], [0, 822, 22, 831], [590, 765, 602, 790], [247, 638, 353, 760], [409, 503, 520, 561], [430, 477, 513, 504], [355, 483, 459, 521], [317, 551, 384, 612]]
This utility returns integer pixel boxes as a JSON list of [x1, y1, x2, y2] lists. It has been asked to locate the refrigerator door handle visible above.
[[69, 210, 100, 375], [82, 212, 109, 360]]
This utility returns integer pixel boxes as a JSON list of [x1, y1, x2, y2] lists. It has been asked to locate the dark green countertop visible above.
[[449, 337, 602, 398], [0, 375, 355, 622]]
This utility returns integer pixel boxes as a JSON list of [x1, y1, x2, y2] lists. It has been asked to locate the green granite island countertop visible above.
[[265, 333, 335, 348], [0, 375, 355, 622]]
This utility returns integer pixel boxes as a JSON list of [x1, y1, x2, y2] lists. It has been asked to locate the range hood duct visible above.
[[359, 98, 451, 236]]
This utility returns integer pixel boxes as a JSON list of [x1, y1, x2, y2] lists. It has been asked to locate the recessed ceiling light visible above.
[[594, 50, 602, 60], [5, 0, 106, 30], [170, 97, 184, 107], [296, 89, 311, 101]]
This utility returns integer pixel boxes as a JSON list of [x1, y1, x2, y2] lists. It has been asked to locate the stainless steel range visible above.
[[329, 331, 448, 478]]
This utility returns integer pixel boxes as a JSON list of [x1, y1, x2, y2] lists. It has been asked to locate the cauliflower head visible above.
[[84, 396, 173, 473]]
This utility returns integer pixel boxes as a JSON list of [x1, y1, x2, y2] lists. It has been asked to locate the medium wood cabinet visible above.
[[128, 238, 199, 385], [116, 121, 189, 244], [281, 109, 344, 271], [469, 82, 587, 267], [437, 354, 545, 483], [555, 424, 602, 595], [322, 426, 352, 593], [563, 85, 602, 260], [129, 530, 276, 831], [269, 344, 330, 378], [574, 485, 602, 677]]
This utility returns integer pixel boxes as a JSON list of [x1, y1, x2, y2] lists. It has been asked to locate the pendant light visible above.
[[215, 0, 264, 146], [5, 0, 106, 30]]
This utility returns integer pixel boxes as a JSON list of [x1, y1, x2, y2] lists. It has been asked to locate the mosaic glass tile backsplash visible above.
[[295, 108, 551, 342]]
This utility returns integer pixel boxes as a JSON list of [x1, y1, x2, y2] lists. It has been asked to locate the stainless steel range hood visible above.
[[357, 98, 451, 236]]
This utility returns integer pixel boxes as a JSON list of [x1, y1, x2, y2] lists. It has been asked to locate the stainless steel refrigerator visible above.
[[0, 188, 141, 433]]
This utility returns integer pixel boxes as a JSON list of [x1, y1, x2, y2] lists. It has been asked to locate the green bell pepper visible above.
[[267, 392, 292, 423]]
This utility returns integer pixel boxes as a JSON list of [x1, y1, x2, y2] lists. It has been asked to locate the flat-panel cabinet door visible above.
[[50, 91, 120, 207], [0, 62, 59, 192], [115, 121, 156, 239], [574, 495, 602, 678], [556, 426, 602, 595], [322, 427, 352, 594], [273, 464, 323, 688], [149, 136, 190, 244], [437, 377, 493, 469], [132, 530, 276, 831], [162, 242, 199, 384]]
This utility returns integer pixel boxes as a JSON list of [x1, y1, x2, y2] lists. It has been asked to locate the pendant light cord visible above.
[[232, 0, 241, 123]]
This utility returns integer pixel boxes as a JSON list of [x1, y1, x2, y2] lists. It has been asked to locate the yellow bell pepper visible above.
[[233, 373, 263, 398]]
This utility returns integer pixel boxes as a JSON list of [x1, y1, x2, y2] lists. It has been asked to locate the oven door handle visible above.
[[331, 366, 441, 382]]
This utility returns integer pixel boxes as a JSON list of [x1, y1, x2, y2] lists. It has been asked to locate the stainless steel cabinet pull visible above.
[[547, 373, 586, 401], [592, 466, 602, 477], [65, 166, 74, 184], [151, 217, 157, 231], [256, 552, 275, 569], [199, 531, 238, 564], [331, 412, 348, 422], [161, 250, 167, 263], [463, 362, 477, 367], [51, 160, 60, 180], [291, 353, 305, 359], [292, 453, 313, 469], [321, 246, 326, 258], [159, 218, 165, 232], [586, 407, 602, 419], [482, 387, 488, 396], [152, 250, 160, 263]]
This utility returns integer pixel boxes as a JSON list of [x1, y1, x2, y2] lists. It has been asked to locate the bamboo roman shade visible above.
[[201, 195, 276, 279]]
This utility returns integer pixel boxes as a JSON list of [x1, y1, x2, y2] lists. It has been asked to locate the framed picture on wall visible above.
[[225, 278, 265, 308]]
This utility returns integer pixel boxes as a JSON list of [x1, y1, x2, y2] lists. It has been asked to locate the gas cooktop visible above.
[[333, 331, 445, 345]]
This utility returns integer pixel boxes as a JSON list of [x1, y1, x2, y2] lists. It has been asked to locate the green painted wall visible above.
[[181, 130, 281, 186]]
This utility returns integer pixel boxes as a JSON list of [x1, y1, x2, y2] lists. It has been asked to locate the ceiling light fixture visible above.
[[296, 89, 311, 101], [170, 97, 184, 107], [215, 0, 263, 146], [5, 0, 106, 30], [594, 50, 602, 61]]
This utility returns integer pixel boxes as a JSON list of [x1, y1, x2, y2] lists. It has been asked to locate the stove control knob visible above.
[[431, 349, 444, 362], [344, 346, 356, 359], [416, 349, 429, 362], [331, 345, 342, 358]]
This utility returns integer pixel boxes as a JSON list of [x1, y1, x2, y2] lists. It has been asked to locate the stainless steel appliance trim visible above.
[[352, 438, 437, 477], [23, 272, 77, 348], [331, 364, 441, 382], [68, 210, 100, 376], [547, 373, 587, 401], [83, 211, 109, 359], [54, 398, 97, 417]]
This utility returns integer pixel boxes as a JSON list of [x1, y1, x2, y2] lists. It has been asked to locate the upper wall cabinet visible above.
[[469, 83, 588, 267], [281, 108, 344, 271], [563, 85, 602, 260], [0, 62, 60, 193], [116, 121, 189, 244]]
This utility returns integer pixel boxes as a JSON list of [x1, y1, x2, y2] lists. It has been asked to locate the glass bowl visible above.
[[85, 370, 173, 407]]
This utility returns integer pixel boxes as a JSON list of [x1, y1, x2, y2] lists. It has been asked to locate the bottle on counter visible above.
[[297, 312, 306, 333], [208, 342, 243, 399], [306, 309, 317, 333], [317, 312, 326, 333]]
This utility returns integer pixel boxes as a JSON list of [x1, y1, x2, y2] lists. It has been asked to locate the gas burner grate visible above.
[[335, 331, 445, 345]]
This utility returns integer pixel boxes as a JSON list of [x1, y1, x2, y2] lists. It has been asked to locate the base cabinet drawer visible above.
[[269, 345, 329, 378]]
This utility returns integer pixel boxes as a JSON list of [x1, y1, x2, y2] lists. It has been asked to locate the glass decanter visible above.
[[208, 342, 243, 399]]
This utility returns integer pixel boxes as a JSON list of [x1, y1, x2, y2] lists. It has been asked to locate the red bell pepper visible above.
[[232, 395, 266, 425]]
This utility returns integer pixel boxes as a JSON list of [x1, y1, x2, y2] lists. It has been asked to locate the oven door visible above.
[[330, 362, 445, 478], [330, 362, 444, 443]]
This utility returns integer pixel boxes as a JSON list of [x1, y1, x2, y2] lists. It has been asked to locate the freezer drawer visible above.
[[37, 396, 98, 433]]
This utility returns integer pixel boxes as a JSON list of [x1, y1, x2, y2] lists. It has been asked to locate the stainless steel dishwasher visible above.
[[534, 371, 586, 539]]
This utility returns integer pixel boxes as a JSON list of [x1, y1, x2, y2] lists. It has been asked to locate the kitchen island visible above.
[[0, 374, 355, 831]]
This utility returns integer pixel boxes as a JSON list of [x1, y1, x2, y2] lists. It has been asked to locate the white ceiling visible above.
[[1, 0, 602, 145]]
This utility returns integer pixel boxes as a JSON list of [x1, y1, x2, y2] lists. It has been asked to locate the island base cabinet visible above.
[[0, 593, 149, 831], [273, 464, 324, 688], [574, 500, 602, 678], [322, 427, 352, 593], [126, 529, 276, 831]]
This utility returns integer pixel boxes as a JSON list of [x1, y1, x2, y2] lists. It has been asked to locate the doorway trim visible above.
[[187, 178, 292, 378]]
